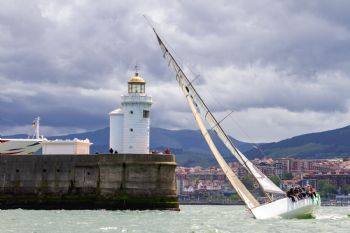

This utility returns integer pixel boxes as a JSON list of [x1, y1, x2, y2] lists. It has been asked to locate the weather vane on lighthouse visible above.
[[134, 63, 139, 76]]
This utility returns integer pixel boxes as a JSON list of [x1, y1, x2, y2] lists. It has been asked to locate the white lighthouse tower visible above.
[[109, 71, 152, 154]]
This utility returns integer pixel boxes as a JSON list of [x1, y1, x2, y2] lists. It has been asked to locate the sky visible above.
[[0, 0, 350, 142]]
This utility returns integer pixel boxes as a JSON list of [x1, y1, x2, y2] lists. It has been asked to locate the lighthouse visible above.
[[109, 71, 152, 154]]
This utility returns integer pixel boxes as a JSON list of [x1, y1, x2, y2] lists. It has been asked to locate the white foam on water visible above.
[[0, 206, 349, 233], [315, 214, 348, 220], [99, 226, 119, 231], [76, 222, 88, 225]]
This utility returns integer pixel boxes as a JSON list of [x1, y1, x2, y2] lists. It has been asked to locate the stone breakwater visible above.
[[0, 154, 178, 210]]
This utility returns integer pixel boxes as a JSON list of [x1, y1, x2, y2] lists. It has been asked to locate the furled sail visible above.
[[151, 27, 284, 195]]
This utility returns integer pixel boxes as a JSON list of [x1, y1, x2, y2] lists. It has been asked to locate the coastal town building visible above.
[[336, 194, 350, 206], [176, 157, 350, 204]]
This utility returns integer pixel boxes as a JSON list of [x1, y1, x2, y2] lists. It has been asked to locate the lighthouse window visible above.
[[129, 84, 138, 93], [130, 110, 133, 114], [143, 110, 150, 118], [130, 128, 133, 132]]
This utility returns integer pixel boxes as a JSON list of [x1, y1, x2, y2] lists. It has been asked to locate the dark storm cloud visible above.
[[173, 0, 350, 73], [0, 0, 350, 141]]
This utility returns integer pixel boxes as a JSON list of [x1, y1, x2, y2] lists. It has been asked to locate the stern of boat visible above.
[[251, 195, 320, 220]]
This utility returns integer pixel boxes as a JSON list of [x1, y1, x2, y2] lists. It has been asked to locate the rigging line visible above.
[[166, 31, 264, 153], [187, 78, 253, 177], [151, 22, 284, 199], [187, 80, 267, 158], [232, 118, 268, 158], [155, 35, 215, 128], [188, 66, 269, 160], [181, 60, 271, 160], [209, 110, 234, 132], [162, 41, 251, 171], [201, 111, 234, 138], [184, 65, 268, 158], [149, 22, 263, 180], [189, 75, 200, 85], [145, 19, 223, 125], [145, 16, 233, 119], [150, 19, 285, 198], [214, 104, 268, 158], [144, 15, 198, 84]]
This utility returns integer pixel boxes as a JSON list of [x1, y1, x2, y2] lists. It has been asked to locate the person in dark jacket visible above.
[[287, 188, 296, 202]]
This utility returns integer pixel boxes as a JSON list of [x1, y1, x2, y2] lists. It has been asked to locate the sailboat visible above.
[[148, 23, 320, 219], [0, 117, 43, 155]]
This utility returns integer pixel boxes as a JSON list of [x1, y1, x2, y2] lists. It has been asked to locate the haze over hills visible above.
[[2, 125, 350, 166]]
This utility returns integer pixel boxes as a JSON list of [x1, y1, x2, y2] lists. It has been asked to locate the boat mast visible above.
[[147, 24, 260, 208], [33, 117, 40, 139], [147, 20, 284, 197]]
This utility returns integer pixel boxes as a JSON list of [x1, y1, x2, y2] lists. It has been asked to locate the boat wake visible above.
[[315, 213, 349, 220]]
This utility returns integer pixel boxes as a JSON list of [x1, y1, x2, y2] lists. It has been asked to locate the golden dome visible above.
[[128, 73, 145, 84]]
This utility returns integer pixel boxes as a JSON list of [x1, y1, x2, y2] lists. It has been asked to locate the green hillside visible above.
[[246, 125, 350, 159]]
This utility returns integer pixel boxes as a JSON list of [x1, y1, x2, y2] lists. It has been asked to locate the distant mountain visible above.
[[246, 125, 350, 159], [150, 127, 253, 154], [50, 127, 253, 166], [47, 128, 110, 146], [1, 127, 253, 167], [150, 128, 253, 167], [0, 134, 30, 139], [4, 124, 350, 165]]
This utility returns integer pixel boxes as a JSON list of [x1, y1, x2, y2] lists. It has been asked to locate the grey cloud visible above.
[[163, 0, 350, 75], [1, 0, 350, 141], [196, 66, 350, 114]]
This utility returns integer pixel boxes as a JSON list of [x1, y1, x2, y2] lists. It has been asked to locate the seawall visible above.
[[0, 154, 178, 210]]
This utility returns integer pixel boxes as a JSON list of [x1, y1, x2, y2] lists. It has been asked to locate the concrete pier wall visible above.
[[0, 154, 178, 210]]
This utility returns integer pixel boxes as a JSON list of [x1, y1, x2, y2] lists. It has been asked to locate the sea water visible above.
[[0, 205, 349, 233]]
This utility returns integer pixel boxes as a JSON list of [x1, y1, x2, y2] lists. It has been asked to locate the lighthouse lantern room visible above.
[[109, 71, 152, 154]]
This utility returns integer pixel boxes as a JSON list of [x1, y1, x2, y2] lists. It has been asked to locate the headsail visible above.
[[150, 26, 284, 195]]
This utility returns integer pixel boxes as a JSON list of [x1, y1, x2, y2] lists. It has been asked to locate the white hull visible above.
[[0, 139, 42, 155], [251, 197, 320, 219]]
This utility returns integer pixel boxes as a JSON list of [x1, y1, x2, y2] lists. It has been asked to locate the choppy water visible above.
[[0, 205, 349, 233]]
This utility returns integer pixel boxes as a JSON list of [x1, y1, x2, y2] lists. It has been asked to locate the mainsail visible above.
[[181, 83, 260, 209], [151, 27, 284, 195]]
